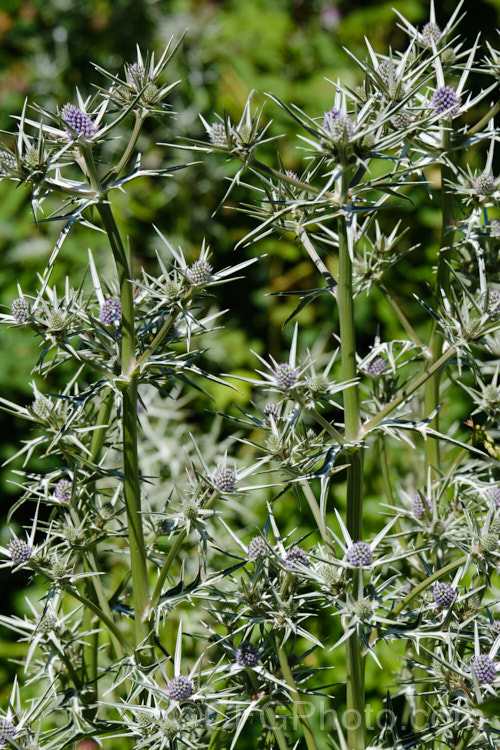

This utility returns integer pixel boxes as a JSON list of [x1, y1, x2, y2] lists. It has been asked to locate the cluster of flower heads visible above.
[[166, 675, 193, 701], [431, 86, 461, 117], [470, 654, 497, 684], [346, 541, 372, 567], [99, 299, 122, 326], [322, 107, 355, 143], [432, 581, 456, 608], [8, 538, 32, 565]]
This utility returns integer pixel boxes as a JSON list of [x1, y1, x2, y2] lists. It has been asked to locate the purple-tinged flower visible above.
[[54, 478, 72, 502], [432, 581, 456, 607], [166, 675, 194, 700], [284, 547, 310, 569], [62, 104, 97, 140], [236, 642, 259, 666], [274, 363, 298, 388], [346, 541, 372, 567], [489, 486, 500, 507], [263, 402, 281, 422], [187, 259, 213, 285], [411, 492, 431, 518], [470, 654, 497, 684], [431, 86, 461, 117], [248, 536, 267, 560], [0, 719, 16, 746], [126, 62, 146, 88], [213, 466, 237, 493], [491, 620, 500, 638], [323, 107, 354, 143], [8, 538, 31, 564], [99, 299, 122, 326], [421, 22, 442, 46], [10, 297, 30, 323], [366, 355, 387, 377]]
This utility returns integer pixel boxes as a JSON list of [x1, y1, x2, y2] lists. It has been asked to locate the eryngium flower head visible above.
[[489, 486, 500, 507], [491, 620, 500, 638], [421, 21, 442, 46], [187, 259, 213, 285], [366, 355, 387, 376], [308, 374, 329, 393], [10, 297, 30, 323], [0, 150, 17, 176], [0, 719, 16, 746], [346, 541, 372, 567], [351, 598, 373, 620], [481, 533, 498, 553], [391, 111, 414, 130], [213, 466, 237, 493], [166, 675, 194, 700], [472, 172, 497, 196], [482, 289, 500, 317], [208, 123, 228, 147], [411, 492, 431, 518], [99, 299, 122, 325], [248, 536, 267, 559], [470, 654, 497, 684], [126, 62, 146, 88], [490, 219, 500, 238], [62, 104, 97, 140], [236, 642, 259, 666], [431, 86, 461, 117], [284, 547, 310, 569], [8, 538, 32, 564], [263, 402, 281, 422], [323, 107, 354, 143], [274, 363, 298, 388], [432, 581, 456, 607], [54, 478, 72, 502]]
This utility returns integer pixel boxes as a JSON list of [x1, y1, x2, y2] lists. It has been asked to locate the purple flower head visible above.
[[263, 402, 281, 422], [8, 538, 31, 565], [274, 363, 298, 388], [284, 546, 310, 569], [489, 486, 500, 508], [366, 355, 387, 377], [470, 654, 497, 684], [236, 642, 259, 667], [432, 581, 456, 608], [10, 297, 30, 324], [166, 675, 194, 700], [431, 86, 461, 117], [62, 104, 97, 140], [248, 536, 267, 560], [323, 107, 354, 143], [213, 466, 237, 493], [0, 719, 16, 746], [54, 478, 72, 503], [346, 541, 372, 567], [99, 299, 122, 326], [411, 492, 431, 518]]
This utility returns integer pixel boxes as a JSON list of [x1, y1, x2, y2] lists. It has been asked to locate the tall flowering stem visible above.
[[338, 167, 365, 750], [96, 199, 151, 658]]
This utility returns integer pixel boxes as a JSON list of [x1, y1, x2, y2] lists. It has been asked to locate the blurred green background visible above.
[[1, 0, 500, 742]]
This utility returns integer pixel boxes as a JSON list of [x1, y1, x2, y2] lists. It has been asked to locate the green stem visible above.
[[97, 200, 151, 658], [275, 639, 318, 750], [424, 129, 455, 477], [378, 436, 407, 550], [299, 480, 335, 553], [337, 167, 365, 750], [247, 671, 290, 750], [375, 282, 425, 350], [110, 111, 146, 179]]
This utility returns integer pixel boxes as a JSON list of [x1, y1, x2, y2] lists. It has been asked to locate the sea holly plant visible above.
[[2, 3, 500, 750]]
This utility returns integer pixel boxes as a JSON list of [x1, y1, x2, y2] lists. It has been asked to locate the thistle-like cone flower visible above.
[[236, 642, 259, 666], [187, 259, 213, 285], [213, 466, 237, 493], [263, 402, 281, 422], [99, 299, 122, 325], [0, 719, 16, 746], [490, 219, 500, 238], [284, 546, 310, 569], [166, 675, 194, 700], [431, 86, 461, 117], [208, 123, 228, 147], [323, 107, 354, 143], [54, 478, 72, 502], [10, 297, 30, 323], [366, 355, 387, 376], [8, 538, 32, 564], [421, 21, 442, 46], [432, 581, 456, 607], [248, 536, 267, 560], [472, 172, 496, 196], [62, 104, 97, 140], [346, 541, 372, 567], [470, 654, 497, 684], [489, 486, 500, 507], [274, 363, 298, 388]]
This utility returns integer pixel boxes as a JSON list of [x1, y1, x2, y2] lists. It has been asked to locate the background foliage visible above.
[[1, 0, 500, 741]]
